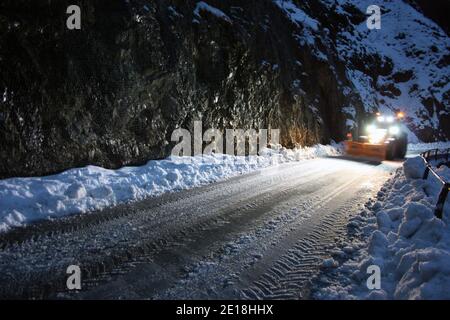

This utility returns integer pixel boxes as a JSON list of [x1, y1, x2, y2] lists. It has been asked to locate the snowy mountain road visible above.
[[0, 157, 401, 299]]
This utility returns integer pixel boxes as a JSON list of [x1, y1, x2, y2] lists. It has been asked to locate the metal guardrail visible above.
[[422, 148, 450, 168], [420, 149, 450, 219]]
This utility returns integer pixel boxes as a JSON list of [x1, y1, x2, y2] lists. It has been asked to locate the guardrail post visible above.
[[420, 150, 449, 219], [435, 183, 450, 219]]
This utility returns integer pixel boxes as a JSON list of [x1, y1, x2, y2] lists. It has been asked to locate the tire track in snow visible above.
[[0, 159, 396, 299], [150, 165, 392, 299], [240, 175, 388, 299], [76, 165, 350, 299], [0, 160, 339, 298]]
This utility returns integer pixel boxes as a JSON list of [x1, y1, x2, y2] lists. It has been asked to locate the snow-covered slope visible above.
[[335, 0, 450, 142], [275, 0, 450, 142], [315, 156, 450, 299]]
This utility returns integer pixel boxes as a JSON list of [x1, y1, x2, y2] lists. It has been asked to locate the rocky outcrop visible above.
[[0, 0, 448, 178], [406, 0, 450, 35]]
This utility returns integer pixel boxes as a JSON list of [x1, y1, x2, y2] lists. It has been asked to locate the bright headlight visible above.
[[386, 116, 394, 123], [389, 126, 400, 135], [369, 130, 386, 144], [366, 124, 377, 133]]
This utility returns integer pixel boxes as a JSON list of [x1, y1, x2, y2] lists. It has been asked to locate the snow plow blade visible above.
[[345, 141, 387, 161]]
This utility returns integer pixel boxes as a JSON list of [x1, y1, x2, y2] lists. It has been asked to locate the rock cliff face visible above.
[[0, 0, 448, 178], [407, 0, 450, 35]]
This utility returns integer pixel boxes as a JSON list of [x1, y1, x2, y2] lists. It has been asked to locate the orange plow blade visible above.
[[345, 141, 387, 160]]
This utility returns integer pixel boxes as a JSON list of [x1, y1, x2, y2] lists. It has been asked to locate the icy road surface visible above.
[[0, 157, 401, 299]]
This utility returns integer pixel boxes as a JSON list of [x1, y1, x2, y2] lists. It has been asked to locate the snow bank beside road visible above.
[[316, 157, 450, 299], [0, 144, 341, 233], [408, 142, 450, 154]]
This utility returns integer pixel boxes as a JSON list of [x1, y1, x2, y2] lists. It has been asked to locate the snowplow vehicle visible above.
[[345, 112, 408, 161]]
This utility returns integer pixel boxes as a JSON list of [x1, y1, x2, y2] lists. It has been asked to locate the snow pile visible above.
[[403, 156, 425, 180], [260, 142, 342, 161], [408, 142, 450, 154], [315, 157, 450, 299], [193, 1, 232, 24], [436, 166, 450, 182], [0, 144, 341, 233]]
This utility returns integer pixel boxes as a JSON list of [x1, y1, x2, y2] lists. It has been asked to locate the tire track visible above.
[[151, 166, 390, 299], [0, 158, 395, 299], [0, 160, 339, 298], [240, 180, 382, 299]]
